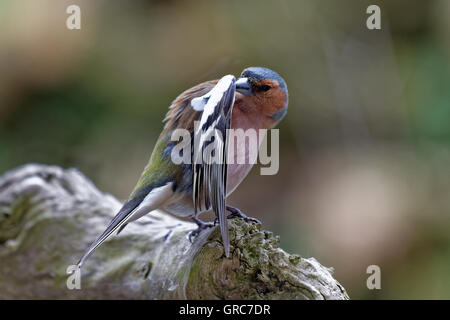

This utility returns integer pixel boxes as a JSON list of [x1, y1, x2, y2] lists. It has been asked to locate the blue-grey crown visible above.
[[241, 67, 288, 95]]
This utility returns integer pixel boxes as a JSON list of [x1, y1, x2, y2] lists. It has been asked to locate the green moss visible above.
[[0, 196, 31, 243]]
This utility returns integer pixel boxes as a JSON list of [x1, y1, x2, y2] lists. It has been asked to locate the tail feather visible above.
[[77, 202, 138, 268], [77, 182, 174, 268]]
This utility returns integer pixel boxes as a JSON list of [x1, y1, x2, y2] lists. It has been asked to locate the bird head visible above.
[[235, 67, 289, 127]]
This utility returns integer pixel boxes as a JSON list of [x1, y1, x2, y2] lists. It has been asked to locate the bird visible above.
[[77, 66, 288, 267]]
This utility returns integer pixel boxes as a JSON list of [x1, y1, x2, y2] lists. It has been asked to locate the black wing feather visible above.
[[191, 75, 236, 256]]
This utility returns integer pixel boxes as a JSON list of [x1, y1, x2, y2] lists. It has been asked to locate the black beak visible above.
[[235, 77, 252, 96]]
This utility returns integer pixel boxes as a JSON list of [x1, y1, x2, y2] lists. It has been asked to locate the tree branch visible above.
[[0, 164, 349, 299]]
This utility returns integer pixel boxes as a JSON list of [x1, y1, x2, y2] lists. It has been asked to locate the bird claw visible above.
[[189, 217, 215, 243], [191, 206, 260, 243], [188, 230, 198, 243], [226, 205, 261, 224]]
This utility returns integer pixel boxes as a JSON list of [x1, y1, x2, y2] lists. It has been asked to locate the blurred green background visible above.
[[1, 0, 450, 299]]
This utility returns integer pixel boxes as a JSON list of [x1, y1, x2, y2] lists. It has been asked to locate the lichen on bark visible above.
[[0, 164, 349, 300]]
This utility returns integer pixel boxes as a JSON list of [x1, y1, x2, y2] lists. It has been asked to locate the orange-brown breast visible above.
[[226, 93, 266, 195]]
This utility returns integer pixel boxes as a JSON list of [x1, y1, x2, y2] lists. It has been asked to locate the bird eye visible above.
[[260, 85, 271, 92]]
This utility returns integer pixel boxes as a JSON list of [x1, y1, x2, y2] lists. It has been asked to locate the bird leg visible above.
[[226, 205, 261, 224], [189, 216, 215, 243]]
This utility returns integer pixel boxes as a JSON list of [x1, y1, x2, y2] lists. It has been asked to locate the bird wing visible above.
[[77, 182, 174, 267], [191, 75, 236, 257]]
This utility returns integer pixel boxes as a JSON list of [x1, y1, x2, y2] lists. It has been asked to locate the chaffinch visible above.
[[78, 67, 288, 266]]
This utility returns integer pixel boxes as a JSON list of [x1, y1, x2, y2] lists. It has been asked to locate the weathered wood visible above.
[[0, 164, 349, 299]]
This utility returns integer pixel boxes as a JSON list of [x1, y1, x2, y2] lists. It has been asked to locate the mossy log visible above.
[[0, 164, 349, 299]]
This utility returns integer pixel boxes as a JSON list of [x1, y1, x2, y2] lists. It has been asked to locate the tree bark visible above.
[[0, 164, 349, 299]]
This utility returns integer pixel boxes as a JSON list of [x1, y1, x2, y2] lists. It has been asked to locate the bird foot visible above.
[[225, 205, 261, 224], [189, 216, 215, 243]]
